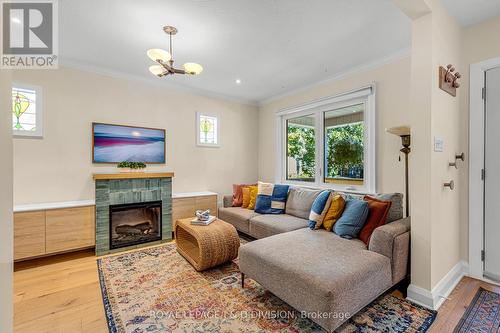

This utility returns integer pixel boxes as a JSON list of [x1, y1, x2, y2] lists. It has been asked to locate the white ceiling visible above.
[[59, 0, 411, 104], [442, 0, 500, 27]]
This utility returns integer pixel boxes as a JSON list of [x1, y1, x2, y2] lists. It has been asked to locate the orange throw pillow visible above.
[[241, 187, 251, 208], [359, 196, 392, 245]]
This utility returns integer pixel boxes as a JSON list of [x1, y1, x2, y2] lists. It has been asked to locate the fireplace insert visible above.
[[109, 200, 162, 250]]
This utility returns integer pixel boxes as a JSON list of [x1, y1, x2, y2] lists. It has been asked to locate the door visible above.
[[484, 67, 500, 281]]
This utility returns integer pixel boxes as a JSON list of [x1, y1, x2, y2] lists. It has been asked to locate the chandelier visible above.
[[147, 26, 203, 77]]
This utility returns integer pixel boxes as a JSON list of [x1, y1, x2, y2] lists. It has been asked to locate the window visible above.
[[196, 112, 219, 147], [286, 114, 316, 182], [12, 84, 43, 137], [324, 104, 364, 186], [277, 86, 375, 193]]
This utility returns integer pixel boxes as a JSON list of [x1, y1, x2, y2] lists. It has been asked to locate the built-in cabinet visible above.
[[14, 211, 46, 260], [14, 192, 218, 260], [172, 193, 218, 224], [46, 207, 95, 253], [14, 206, 95, 261]]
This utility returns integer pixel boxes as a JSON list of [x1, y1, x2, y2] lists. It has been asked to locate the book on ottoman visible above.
[[191, 216, 216, 226]]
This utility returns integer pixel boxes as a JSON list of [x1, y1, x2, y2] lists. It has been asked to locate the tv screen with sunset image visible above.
[[92, 123, 166, 163]]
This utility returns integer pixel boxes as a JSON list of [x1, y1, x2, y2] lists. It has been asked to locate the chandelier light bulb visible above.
[[147, 49, 171, 63], [149, 65, 166, 77], [183, 62, 203, 75]]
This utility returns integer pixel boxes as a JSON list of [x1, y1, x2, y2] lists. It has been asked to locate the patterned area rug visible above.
[[97, 243, 436, 333], [453, 287, 500, 333]]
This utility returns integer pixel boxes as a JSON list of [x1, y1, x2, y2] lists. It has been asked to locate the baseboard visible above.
[[407, 260, 469, 310]]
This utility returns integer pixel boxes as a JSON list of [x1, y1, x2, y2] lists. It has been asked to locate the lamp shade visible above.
[[183, 62, 203, 75], [147, 48, 171, 63], [149, 65, 166, 77], [386, 126, 410, 137]]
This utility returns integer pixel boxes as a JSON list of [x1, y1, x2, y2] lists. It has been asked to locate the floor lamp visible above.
[[387, 126, 411, 218]]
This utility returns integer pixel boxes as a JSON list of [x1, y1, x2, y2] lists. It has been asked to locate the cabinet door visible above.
[[14, 211, 46, 260], [195, 195, 218, 217], [46, 206, 95, 253], [172, 198, 196, 224]]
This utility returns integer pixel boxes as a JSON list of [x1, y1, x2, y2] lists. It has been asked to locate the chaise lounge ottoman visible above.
[[239, 218, 410, 332]]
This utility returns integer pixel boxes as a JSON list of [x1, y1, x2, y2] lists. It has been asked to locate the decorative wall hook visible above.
[[449, 153, 465, 169], [439, 64, 461, 97], [444, 180, 455, 190]]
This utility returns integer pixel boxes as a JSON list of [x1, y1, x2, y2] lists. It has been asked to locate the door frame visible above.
[[469, 57, 500, 280]]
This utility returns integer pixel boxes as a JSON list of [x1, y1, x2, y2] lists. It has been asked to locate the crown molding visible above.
[[58, 58, 259, 107], [59, 48, 410, 108], [258, 48, 411, 106]]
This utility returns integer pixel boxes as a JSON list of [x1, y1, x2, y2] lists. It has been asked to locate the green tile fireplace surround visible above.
[[94, 173, 174, 256]]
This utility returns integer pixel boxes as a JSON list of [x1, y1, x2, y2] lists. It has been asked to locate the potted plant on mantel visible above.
[[117, 161, 147, 173]]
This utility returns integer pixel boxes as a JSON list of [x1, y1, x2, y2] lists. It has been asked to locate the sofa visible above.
[[218, 186, 410, 332]]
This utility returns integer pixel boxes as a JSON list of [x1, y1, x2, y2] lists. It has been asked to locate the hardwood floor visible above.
[[14, 250, 107, 333], [14, 250, 500, 333], [428, 276, 500, 333]]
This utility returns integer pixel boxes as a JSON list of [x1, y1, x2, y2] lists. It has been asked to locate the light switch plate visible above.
[[434, 137, 444, 152]]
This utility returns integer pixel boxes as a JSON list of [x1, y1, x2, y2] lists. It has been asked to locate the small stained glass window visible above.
[[197, 113, 220, 147], [12, 85, 43, 137]]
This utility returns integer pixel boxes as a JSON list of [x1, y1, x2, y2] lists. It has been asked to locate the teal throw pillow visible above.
[[334, 198, 369, 238]]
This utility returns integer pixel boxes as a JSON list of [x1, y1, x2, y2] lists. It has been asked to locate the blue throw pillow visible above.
[[308, 190, 332, 229], [255, 182, 289, 214], [334, 198, 369, 238]]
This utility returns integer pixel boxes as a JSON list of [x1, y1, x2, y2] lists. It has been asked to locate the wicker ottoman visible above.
[[175, 218, 240, 271]]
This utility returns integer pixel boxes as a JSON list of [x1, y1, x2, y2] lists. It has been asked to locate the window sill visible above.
[[280, 179, 375, 195], [196, 143, 221, 148]]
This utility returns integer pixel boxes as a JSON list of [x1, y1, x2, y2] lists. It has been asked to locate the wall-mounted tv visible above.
[[92, 123, 166, 163]]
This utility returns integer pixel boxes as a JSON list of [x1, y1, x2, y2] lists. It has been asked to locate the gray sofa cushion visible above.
[[373, 193, 403, 223], [248, 214, 308, 239], [239, 228, 392, 332], [285, 187, 322, 219], [218, 207, 259, 234]]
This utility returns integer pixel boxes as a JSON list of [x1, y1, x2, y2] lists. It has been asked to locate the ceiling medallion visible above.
[[147, 26, 203, 77]]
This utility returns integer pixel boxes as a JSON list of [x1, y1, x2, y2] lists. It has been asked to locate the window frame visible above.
[[196, 111, 220, 148], [275, 85, 376, 194], [12, 83, 43, 138]]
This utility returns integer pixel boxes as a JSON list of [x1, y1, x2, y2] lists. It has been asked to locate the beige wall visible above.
[[408, 12, 433, 290], [258, 56, 411, 197], [12, 67, 259, 205], [427, 0, 462, 288], [0, 70, 13, 333], [459, 16, 500, 262], [403, 0, 463, 292]]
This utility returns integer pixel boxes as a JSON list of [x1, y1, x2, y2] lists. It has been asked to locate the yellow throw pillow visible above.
[[247, 185, 258, 210], [322, 194, 346, 231], [241, 187, 251, 208]]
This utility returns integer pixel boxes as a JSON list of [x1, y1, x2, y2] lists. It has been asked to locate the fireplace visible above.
[[109, 200, 162, 250]]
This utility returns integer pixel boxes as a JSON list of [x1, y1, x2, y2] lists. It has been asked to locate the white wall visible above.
[[1, 70, 13, 333], [12, 67, 259, 205], [258, 56, 411, 197]]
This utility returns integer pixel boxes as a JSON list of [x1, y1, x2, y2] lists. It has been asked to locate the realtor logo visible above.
[[1, 0, 58, 69]]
